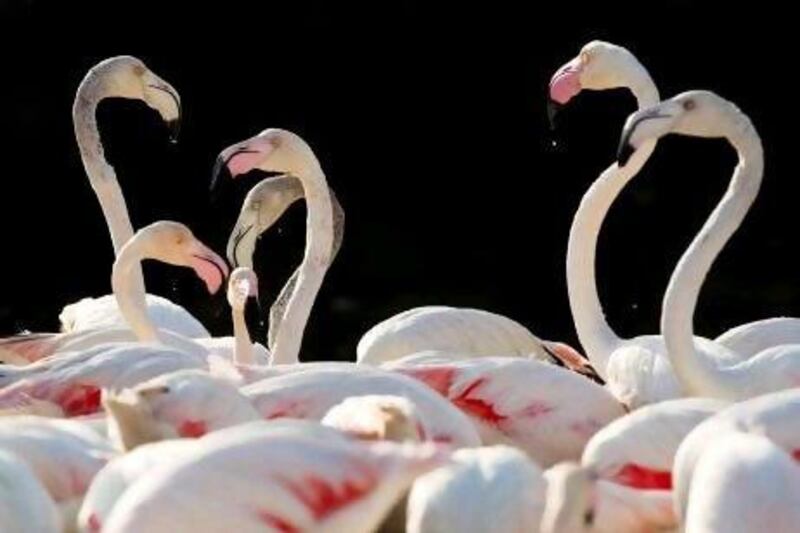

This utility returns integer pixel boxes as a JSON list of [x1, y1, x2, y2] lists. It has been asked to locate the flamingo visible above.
[[357, 306, 597, 376], [195, 267, 270, 366], [0, 222, 229, 416], [102, 422, 446, 533], [619, 91, 800, 401], [0, 221, 229, 365], [550, 41, 800, 361], [407, 445, 547, 533], [321, 394, 426, 442], [0, 449, 62, 533], [673, 390, 800, 525], [102, 369, 260, 449], [384, 352, 624, 466], [63, 55, 210, 338], [226, 174, 345, 351], [541, 463, 676, 533], [80, 419, 360, 533], [537, 398, 724, 532]]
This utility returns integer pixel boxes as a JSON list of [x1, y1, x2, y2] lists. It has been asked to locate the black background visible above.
[[1, 1, 797, 362]]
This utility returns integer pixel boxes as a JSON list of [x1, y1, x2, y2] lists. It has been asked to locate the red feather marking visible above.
[[87, 513, 102, 533], [520, 401, 554, 418], [612, 463, 672, 490], [55, 384, 102, 417], [399, 367, 456, 396], [257, 511, 299, 533], [263, 400, 307, 420], [452, 378, 506, 425], [279, 469, 378, 521], [415, 422, 427, 441], [178, 420, 208, 438]]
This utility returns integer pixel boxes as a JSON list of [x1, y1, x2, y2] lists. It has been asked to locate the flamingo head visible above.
[[617, 90, 747, 167], [548, 41, 647, 126], [105, 370, 258, 450], [211, 128, 316, 191], [89, 56, 181, 141], [226, 175, 305, 268], [135, 221, 229, 294], [227, 267, 259, 311], [542, 462, 599, 533], [322, 395, 425, 443]]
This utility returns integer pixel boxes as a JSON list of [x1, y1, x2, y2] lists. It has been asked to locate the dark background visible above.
[[1, 0, 796, 362]]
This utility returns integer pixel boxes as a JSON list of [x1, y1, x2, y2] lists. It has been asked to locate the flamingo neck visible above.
[[661, 118, 763, 399], [111, 238, 158, 342], [73, 78, 147, 301], [567, 73, 659, 375], [232, 304, 255, 365], [269, 161, 334, 365]]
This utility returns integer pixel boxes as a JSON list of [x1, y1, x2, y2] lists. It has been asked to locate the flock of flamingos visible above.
[[1, 40, 799, 533]]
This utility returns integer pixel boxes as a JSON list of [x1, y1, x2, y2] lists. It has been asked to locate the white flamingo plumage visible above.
[[321, 394, 426, 443], [682, 432, 800, 533], [103, 369, 260, 449], [384, 352, 624, 466], [0, 416, 115, 507], [78, 439, 197, 533], [102, 422, 446, 533], [673, 389, 800, 525], [407, 445, 547, 533], [241, 367, 482, 448], [0, 449, 62, 533], [357, 306, 595, 377], [538, 398, 725, 532]]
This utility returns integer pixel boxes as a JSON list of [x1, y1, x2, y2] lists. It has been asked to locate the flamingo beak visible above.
[[548, 56, 583, 128], [188, 245, 230, 294]]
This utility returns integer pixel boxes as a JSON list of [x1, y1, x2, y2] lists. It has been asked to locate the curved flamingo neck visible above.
[[567, 69, 659, 374], [661, 117, 763, 399], [232, 304, 255, 365], [111, 238, 158, 342], [269, 160, 334, 365], [73, 75, 146, 300]]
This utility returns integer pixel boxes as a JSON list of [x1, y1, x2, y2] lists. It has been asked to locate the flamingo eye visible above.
[[682, 99, 696, 111]]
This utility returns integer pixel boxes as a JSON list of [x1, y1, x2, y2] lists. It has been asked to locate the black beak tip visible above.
[[547, 99, 564, 130], [616, 140, 636, 167], [210, 155, 228, 194], [167, 119, 181, 143]]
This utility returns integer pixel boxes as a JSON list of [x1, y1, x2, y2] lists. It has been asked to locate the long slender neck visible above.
[[232, 305, 255, 365], [111, 239, 158, 342], [270, 160, 335, 364], [73, 82, 146, 300], [661, 119, 763, 399], [566, 71, 659, 374]]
